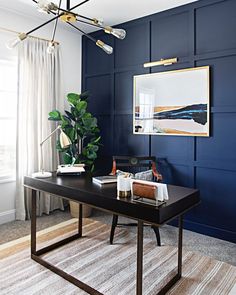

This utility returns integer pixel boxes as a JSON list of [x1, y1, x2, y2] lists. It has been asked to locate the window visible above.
[[0, 59, 17, 182]]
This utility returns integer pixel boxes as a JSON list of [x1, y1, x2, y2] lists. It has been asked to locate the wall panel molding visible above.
[[83, 0, 236, 243]]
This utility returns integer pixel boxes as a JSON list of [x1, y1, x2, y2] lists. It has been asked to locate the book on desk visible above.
[[57, 164, 85, 176], [92, 175, 117, 185]]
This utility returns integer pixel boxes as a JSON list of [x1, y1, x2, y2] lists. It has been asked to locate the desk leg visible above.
[[136, 220, 143, 295], [157, 215, 183, 295], [178, 215, 183, 277], [78, 204, 83, 237], [30, 192, 101, 294], [31, 189, 37, 255]]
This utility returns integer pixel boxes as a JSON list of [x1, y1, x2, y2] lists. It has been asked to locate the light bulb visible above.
[[47, 41, 56, 54], [37, 0, 57, 14], [96, 40, 113, 55], [111, 28, 126, 40], [104, 26, 126, 40], [6, 33, 27, 49]]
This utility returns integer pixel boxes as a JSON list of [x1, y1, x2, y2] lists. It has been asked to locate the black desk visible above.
[[24, 173, 200, 295]]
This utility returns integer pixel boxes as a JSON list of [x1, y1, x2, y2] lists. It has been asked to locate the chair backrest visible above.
[[110, 156, 162, 182]]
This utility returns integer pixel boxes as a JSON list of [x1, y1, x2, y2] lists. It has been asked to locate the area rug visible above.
[[0, 218, 235, 295]]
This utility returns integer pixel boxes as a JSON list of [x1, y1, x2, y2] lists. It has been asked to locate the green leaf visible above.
[[71, 107, 79, 119], [67, 128, 76, 141], [67, 93, 80, 106], [63, 153, 73, 164], [82, 112, 92, 119], [76, 100, 87, 113], [82, 117, 97, 128], [65, 111, 75, 121], [87, 150, 97, 160], [92, 136, 101, 144], [48, 110, 61, 121], [61, 116, 72, 128]]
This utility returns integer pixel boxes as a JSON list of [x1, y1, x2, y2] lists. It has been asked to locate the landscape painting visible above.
[[133, 66, 210, 136]]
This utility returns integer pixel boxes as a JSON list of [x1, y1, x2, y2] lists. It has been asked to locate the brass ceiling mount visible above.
[[60, 13, 77, 22]]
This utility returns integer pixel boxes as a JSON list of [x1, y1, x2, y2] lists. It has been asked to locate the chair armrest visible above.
[[152, 162, 163, 182], [110, 159, 117, 175]]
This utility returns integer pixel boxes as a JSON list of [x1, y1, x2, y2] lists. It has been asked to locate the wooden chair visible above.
[[109, 156, 163, 246]]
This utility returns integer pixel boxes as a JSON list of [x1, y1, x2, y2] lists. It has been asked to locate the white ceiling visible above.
[[1, 0, 199, 33]]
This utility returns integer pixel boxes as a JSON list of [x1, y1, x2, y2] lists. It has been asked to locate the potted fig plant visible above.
[[48, 92, 101, 217]]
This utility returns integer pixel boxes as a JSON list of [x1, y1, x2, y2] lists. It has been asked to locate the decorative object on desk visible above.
[[130, 179, 168, 206], [133, 66, 210, 136], [117, 173, 132, 198], [134, 169, 153, 181], [48, 92, 101, 172], [92, 175, 117, 185], [57, 164, 85, 175], [6, 0, 126, 55], [32, 125, 71, 178]]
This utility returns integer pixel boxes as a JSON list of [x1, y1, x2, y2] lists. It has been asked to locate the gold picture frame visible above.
[[133, 66, 210, 137]]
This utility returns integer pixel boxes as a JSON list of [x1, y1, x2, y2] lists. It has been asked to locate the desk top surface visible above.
[[24, 173, 200, 225]]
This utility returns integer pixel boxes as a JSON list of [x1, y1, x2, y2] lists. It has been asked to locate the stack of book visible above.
[[57, 164, 85, 176]]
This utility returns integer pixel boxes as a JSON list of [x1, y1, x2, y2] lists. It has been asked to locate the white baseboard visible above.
[[0, 209, 16, 225]]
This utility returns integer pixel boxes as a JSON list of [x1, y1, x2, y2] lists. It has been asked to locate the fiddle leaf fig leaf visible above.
[[82, 117, 97, 128], [82, 112, 92, 119], [61, 115, 71, 126], [48, 110, 61, 121], [67, 93, 80, 106], [76, 100, 87, 112], [92, 136, 101, 144], [67, 128, 76, 141], [65, 111, 75, 121], [63, 153, 73, 164]]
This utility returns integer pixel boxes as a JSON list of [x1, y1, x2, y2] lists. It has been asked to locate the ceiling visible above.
[[1, 0, 199, 33]]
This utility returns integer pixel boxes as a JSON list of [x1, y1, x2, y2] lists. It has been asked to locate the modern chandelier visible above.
[[6, 0, 126, 54]]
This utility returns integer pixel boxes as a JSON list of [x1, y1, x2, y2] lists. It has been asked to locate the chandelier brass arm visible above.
[[6, 0, 126, 54]]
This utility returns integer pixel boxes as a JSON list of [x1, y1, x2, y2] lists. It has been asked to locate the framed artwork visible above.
[[133, 66, 210, 136]]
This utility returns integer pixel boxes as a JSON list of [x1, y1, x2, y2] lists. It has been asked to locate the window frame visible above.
[[0, 58, 17, 183]]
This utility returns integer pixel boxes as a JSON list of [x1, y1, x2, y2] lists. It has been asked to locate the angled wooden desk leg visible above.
[[136, 220, 144, 295]]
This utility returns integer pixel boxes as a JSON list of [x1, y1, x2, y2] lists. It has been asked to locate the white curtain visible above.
[[16, 38, 64, 220]]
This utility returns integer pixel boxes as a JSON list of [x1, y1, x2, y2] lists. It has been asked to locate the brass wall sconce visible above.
[[143, 58, 178, 68]]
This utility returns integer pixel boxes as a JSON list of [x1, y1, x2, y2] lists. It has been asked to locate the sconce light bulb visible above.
[[6, 33, 27, 49], [96, 40, 113, 55]]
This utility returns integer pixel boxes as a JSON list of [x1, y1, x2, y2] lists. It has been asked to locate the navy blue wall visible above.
[[82, 0, 236, 243]]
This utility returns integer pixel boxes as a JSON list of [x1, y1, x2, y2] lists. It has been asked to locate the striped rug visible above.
[[0, 218, 235, 295]]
